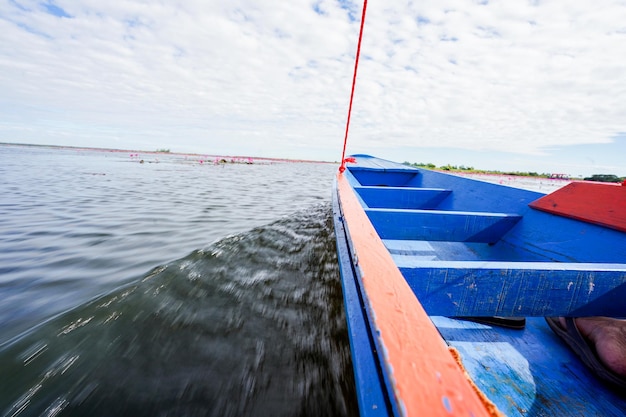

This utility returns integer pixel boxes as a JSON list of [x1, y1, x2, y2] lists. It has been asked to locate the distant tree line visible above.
[[403, 162, 625, 182], [403, 162, 545, 177]]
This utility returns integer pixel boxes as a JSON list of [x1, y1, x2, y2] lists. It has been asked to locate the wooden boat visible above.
[[332, 154, 626, 416]]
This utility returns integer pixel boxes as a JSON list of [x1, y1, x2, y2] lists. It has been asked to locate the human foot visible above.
[[546, 317, 626, 389], [565, 317, 626, 379]]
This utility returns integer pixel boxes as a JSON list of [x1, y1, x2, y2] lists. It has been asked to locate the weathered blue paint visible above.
[[365, 208, 522, 243], [333, 155, 626, 416], [348, 167, 419, 187], [435, 316, 626, 416], [354, 186, 451, 209], [399, 261, 626, 316]]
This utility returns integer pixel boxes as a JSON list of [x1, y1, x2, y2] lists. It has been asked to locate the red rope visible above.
[[339, 0, 368, 173]]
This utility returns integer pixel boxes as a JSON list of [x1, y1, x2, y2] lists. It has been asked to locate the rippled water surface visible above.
[[0, 145, 356, 416]]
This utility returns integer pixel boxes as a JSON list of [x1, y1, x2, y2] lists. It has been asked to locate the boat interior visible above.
[[336, 156, 626, 415]]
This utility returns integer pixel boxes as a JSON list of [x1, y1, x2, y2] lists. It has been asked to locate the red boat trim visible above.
[[337, 173, 497, 417], [529, 181, 626, 233]]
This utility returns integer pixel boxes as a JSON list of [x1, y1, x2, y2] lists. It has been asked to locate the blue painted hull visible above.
[[333, 155, 626, 416]]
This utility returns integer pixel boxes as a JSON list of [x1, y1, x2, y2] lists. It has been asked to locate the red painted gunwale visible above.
[[337, 173, 494, 417]]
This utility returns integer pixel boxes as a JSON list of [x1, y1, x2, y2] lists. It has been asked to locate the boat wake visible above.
[[0, 203, 357, 417]]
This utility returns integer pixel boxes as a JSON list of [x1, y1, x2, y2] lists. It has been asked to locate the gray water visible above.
[[0, 145, 357, 416]]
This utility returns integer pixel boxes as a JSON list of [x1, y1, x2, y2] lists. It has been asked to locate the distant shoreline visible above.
[[3, 142, 623, 180], [404, 162, 625, 183], [0, 142, 333, 165]]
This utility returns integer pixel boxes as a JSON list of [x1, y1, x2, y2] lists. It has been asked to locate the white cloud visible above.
[[351, 1, 626, 156], [1, 0, 625, 173]]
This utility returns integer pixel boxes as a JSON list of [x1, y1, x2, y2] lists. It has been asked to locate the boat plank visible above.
[[355, 186, 451, 209], [366, 209, 522, 244], [398, 261, 626, 317], [349, 170, 419, 187]]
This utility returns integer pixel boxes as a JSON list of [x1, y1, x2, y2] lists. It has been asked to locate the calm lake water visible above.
[[0, 144, 357, 416]]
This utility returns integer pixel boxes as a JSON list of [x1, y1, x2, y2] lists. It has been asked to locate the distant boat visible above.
[[332, 154, 626, 416]]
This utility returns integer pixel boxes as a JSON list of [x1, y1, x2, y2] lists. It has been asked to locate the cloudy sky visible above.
[[1, 0, 625, 176]]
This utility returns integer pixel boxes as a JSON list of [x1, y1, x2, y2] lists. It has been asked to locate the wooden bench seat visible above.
[[354, 186, 451, 209], [365, 208, 522, 244], [395, 260, 626, 317]]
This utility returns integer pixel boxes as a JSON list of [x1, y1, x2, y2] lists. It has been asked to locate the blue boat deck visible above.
[[334, 155, 626, 416], [346, 156, 626, 318], [435, 317, 626, 416]]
